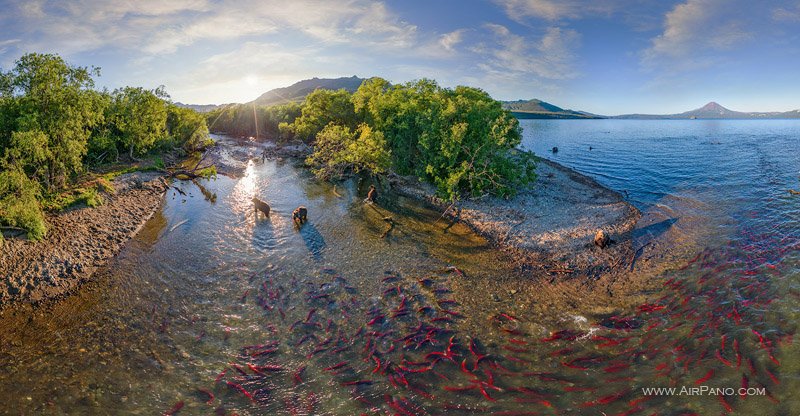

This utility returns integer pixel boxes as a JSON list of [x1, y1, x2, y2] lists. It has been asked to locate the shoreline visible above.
[[0, 137, 641, 308], [389, 157, 641, 278], [0, 172, 168, 306]]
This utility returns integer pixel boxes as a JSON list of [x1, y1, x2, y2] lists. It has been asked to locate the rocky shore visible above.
[[0, 172, 168, 305], [390, 158, 641, 278], [1, 135, 643, 309]]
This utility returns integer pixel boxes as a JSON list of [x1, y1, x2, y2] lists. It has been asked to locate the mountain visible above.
[[615, 102, 800, 119], [249, 76, 366, 106], [501, 99, 603, 119], [174, 102, 225, 113]]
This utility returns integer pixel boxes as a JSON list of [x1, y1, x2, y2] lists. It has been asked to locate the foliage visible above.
[[0, 53, 211, 241], [0, 53, 105, 190], [0, 167, 47, 240], [306, 123, 391, 180], [167, 104, 212, 152], [43, 186, 104, 212], [106, 86, 168, 158], [298, 77, 536, 200], [206, 102, 301, 141], [282, 89, 357, 143]]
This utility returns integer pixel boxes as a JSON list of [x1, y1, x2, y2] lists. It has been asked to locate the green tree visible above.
[[306, 123, 390, 179], [1, 53, 104, 190], [0, 167, 46, 240], [107, 86, 168, 158], [167, 104, 211, 152], [350, 78, 535, 200], [284, 89, 356, 142]]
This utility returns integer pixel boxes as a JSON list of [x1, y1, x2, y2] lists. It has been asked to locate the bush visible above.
[[0, 168, 47, 240], [306, 123, 390, 179], [284, 89, 357, 143], [296, 78, 537, 201], [42, 185, 105, 212], [167, 104, 212, 152]]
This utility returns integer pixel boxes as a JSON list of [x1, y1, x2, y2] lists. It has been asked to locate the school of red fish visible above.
[[163, 221, 798, 415]]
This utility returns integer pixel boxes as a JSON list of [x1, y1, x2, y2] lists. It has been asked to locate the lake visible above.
[[0, 121, 798, 415]]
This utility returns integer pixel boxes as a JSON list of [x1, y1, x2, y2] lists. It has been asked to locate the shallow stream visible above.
[[1, 122, 799, 415]]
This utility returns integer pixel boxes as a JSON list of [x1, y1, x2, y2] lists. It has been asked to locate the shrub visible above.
[[306, 123, 391, 180], [0, 168, 47, 240]]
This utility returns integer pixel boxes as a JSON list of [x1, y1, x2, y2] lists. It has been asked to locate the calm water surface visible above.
[[0, 123, 798, 415]]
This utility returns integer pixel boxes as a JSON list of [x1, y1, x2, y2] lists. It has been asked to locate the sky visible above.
[[1, 0, 799, 115]]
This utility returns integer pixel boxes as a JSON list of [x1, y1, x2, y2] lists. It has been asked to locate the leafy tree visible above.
[[107, 86, 168, 158], [349, 79, 536, 200], [284, 89, 356, 142], [167, 104, 211, 152], [306, 123, 390, 179], [1, 53, 104, 190], [0, 167, 46, 240]]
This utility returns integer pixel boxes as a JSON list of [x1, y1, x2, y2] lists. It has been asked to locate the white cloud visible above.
[[773, 1, 800, 21], [164, 41, 366, 103], [439, 29, 466, 52], [5, 0, 419, 57], [642, 0, 755, 71], [476, 24, 580, 80]]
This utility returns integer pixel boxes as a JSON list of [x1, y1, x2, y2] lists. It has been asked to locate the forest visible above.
[[207, 77, 537, 202], [1, 54, 536, 242], [0, 53, 210, 241]]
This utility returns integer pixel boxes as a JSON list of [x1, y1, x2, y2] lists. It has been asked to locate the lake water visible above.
[[0, 122, 798, 415]]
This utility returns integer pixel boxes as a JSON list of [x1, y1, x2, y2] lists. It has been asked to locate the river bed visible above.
[[1, 122, 799, 415]]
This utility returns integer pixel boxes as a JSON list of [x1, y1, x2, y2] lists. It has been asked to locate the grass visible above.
[[42, 186, 105, 212]]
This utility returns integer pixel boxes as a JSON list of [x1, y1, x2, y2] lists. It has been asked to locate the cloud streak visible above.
[[4, 0, 418, 57], [642, 0, 759, 71], [495, 0, 618, 21], [476, 24, 580, 80]]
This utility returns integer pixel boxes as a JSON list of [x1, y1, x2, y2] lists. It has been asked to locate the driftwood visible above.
[[443, 206, 462, 232], [381, 216, 395, 238], [192, 179, 217, 202], [169, 149, 214, 179]]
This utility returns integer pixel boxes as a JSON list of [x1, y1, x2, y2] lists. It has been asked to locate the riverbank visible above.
[[0, 136, 641, 308], [0, 172, 168, 305], [390, 157, 641, 276]]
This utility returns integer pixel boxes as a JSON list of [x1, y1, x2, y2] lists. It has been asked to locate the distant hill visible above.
[[615, 102, 800, 119], [501, 99, 603, 119], [174, 102, 225, 113], [249, 76, 366, 106]]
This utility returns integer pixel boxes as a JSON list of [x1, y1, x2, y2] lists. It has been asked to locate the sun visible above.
[[244, 75, 259, 86]]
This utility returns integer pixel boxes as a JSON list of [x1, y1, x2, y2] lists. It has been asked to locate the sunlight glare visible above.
[[244, 75, 259, 86]]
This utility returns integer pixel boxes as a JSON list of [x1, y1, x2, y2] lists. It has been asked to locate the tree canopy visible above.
[[0, 53, 211, 240], [207, 77, 536, 201]]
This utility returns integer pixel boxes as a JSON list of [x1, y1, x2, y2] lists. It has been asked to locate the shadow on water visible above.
[[632, 217, 678, 243], [298, 222, 326, 261], [630, 217, 678, 270], [251, 215, 276, 252]]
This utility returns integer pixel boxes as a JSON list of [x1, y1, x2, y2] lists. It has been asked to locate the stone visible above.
[[594, 229, 609, 248], [552, 146, 559, 153]]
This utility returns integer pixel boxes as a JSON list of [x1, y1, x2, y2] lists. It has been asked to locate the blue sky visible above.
[[1, 0, 799, 115]]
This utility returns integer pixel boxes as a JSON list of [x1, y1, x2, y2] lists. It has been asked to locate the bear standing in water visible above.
[[252, 197, 270, 218], [292, 206, 308, 224]]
